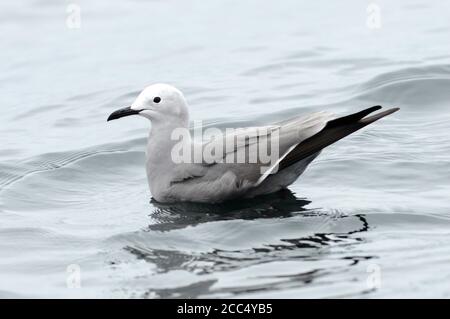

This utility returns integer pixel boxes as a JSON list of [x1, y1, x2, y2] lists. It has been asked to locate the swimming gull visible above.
[[107, 83, 399, 203]]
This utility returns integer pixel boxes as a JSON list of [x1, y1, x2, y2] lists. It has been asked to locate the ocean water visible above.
[[1, 0, 450, 298]]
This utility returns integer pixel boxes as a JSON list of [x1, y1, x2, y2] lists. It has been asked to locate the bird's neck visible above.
[[146, 118, 191, 178], [147, 116, 189, 146]]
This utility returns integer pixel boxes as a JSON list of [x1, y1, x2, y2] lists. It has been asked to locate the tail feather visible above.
[[277, 106, 399, 171]]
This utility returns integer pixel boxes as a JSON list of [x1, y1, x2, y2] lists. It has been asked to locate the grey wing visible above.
[[198, 111, 335, 185]]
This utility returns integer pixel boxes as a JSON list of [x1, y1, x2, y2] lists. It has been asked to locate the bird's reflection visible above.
[[147, 189, 311, 231], [125, 190, 372, 298], [147, 189, 369, 237], [139, 189, 370, 265]]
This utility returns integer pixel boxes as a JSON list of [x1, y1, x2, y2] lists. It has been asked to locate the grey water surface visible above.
[[1, 0, 450, 298]]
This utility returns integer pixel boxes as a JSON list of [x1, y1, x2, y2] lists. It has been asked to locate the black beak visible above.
[[107, 106, 142, 122]]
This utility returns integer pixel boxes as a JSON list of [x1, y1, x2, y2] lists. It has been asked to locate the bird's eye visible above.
[[153, 97, 161, 103]]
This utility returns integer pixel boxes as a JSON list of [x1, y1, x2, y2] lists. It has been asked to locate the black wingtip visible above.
[[326, 105, 383, 128]]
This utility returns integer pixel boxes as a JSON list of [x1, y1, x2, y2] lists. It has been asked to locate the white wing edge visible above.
[[254, 143, 298, 186]]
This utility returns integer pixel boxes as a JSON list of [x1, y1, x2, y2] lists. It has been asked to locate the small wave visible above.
[[12, 104, 63, 120], [354, 64, 450, 107], [0, 138, 144, 191], [0, 226, 95, 244]]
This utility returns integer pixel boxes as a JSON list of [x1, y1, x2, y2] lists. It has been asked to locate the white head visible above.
[[107, 83, 189, 126]]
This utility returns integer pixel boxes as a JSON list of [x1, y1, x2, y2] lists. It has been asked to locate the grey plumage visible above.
[[107, 84, 399, 203]]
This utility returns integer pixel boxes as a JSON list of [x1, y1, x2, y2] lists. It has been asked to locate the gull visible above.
[[107, 83, 399, 203]]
